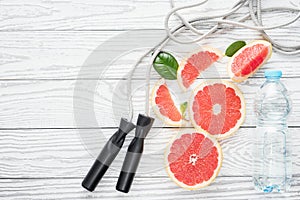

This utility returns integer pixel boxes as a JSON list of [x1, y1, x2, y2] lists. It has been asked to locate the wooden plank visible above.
[[0, 177, 299, 199], [1, 0, 299, 31], [0, 78, 299, 128], [1, 1, 299, 199], [0, 0, 243, 30], [0, 29, 300, 80], [0, 128, 299, 178]]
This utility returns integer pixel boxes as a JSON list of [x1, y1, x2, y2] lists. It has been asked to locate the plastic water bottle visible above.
[[253, 70, 292, 193]]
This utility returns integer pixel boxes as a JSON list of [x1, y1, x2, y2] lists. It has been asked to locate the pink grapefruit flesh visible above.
[[151, 79, 184, 126], [228, 40, 272, 82], [178, 47, 222, 91], [155, 84, 181, 122], [166, 132, 222, 189], [189, 80, 245, 139]]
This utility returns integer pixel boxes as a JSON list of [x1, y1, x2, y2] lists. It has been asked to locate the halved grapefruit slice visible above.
[[165, 131, 222, 189], [228, 40, 272, 82], [189, 80, 245, 139], [177, 46, 223, 91], [151, 79, 184, 126]]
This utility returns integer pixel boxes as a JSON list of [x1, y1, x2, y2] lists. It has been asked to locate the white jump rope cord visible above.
[[126, 0, 300, 120], [165, 0, 300, 51]]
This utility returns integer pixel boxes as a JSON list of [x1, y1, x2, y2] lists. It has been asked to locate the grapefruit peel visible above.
[[165, 131, 223, 190], [227, 40, 272, 82], [177, 46, 223, 91], [189, 80, 246, 140], [151, 78, 186, 126]]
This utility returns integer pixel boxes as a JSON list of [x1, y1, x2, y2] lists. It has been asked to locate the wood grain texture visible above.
[[0, 128, 299, 179], [0, 0, 241, 30], [1, 0, 300, 198], [0, 78, 299, 128], [1, 0, 298, 31], [0, 177, 299, 200], [0, 28, 299, 80]]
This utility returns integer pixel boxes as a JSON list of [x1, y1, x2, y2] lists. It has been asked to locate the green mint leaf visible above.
[[225, 41, 246, 57], [153, 51, 179, 80], [180, 102, 188, 119]]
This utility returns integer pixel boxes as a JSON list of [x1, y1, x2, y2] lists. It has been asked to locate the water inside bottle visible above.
[[253, 124, 292, 193], [253, 70, 292, 193]]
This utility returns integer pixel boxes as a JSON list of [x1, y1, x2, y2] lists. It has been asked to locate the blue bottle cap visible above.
[[264, 70, 282, 78]]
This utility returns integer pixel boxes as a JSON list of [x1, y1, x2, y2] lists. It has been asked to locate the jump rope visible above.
[[82, 0, 300, 193]]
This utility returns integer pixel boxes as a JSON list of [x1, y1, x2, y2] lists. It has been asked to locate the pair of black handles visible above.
[[82, 114, 154, 193]]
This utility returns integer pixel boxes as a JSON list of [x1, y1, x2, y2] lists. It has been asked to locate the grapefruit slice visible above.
[[189, 80, 245, 139], [151, 79, 184, 126], [177, 46, 223, 91], [165, 131, 222, 189], [228, 40, 272, 82]]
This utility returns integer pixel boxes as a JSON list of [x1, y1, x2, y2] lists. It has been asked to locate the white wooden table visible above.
[[0, 0, 299, 199]]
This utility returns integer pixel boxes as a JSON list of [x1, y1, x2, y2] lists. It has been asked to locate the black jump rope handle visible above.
[[116, 114, 154, 193], [82, 118, 135, 192]]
